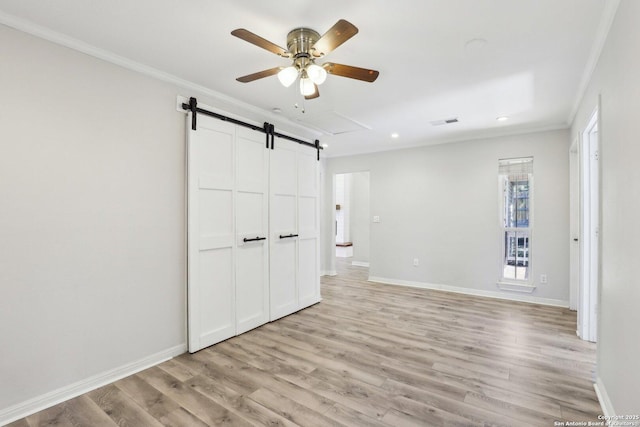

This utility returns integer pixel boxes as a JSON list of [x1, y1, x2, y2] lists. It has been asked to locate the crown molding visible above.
[[567, 0, 621, 125], [0, 11, 321, 139], [323, 122, 569, 158]]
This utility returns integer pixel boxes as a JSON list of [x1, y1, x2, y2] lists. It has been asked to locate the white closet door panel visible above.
[[297, 150, 320, 308], [197, 127, 234, 190], [270, 193, 298, 320], [298, 151, 318, 197], [269, 139, 299, 320], [270, 140, 297, 194], [270, 239, 298, 320], [271, 195, 297, 233], [298, 237, 319, 306], [199, 189, 233, 242], [237, 129, 267, 193], [236, 127, 269, 333], [236, 242, 267, 333], [188, 115, 236, 353], [298, 196, 317, 236], [198, 248, 235, 345], [236, 192, 265, 237]]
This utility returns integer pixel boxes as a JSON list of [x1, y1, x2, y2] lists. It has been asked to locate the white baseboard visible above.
[[0, 343, 187, 426], [594, 376, 615, 418], [351, 261, 370, 267], [321, 270, 337, 276], [367, 276, 569, 308]]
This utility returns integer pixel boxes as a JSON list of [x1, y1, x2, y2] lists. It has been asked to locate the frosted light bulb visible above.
[[277, 66, 298, 87], [300, 77, 315, 96], [306, 63, 327, 85]]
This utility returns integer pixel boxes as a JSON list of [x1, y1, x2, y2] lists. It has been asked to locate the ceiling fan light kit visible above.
[[299, 73, 316, 97], [277, 66, 298, 87], [306, 63, 327, 85], [231, 19, 379, 100]]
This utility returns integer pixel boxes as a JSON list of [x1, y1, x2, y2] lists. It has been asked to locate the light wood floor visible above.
[[8, 259, 601, 426]]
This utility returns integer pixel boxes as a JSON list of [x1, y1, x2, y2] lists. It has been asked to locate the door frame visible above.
[[331, 170, 371, 272], [577, 106, 600, 342]]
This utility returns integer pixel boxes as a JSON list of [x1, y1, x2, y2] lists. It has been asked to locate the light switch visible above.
[[373, 216, 380, 223]]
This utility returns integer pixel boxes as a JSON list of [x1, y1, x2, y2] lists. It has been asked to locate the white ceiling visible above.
[[0, 0, 611, 157]]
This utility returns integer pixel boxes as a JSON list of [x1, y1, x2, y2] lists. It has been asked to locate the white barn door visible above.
[[269, 139, 299, 320], [269, 138, 320, 321], [235, 127, 269, 334], [187, 114, 236, 352], [187, 108, 319, 351], [297, 149, 320, 307]]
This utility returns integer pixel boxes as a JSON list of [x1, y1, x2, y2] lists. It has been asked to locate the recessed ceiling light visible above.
[[272, 107, 282, 114], [322, 143, 329, 148], [391, 133, 399, 139], [496, 116, 509, 122]]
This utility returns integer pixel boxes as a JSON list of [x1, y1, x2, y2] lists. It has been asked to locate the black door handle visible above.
[[243, 236, 266, 242], [279, 233, 298, 239]]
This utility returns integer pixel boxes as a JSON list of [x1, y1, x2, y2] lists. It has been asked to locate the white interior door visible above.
[[297, 149, 320, 307], [269, 139, 299, 320], [235, 127, 269, 334], [578, 108, 599, 342], [187, 114, 236, 352]]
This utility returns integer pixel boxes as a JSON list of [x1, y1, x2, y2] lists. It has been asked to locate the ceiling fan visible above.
[[231, 19, 379, 100]]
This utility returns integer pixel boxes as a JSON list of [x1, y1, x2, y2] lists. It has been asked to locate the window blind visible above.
[[498, 157, 533, 175]]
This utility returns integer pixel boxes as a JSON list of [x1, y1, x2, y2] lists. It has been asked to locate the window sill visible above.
[[497, 281, 536, 293]]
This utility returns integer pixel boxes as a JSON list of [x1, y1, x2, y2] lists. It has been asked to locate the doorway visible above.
[[334, 172, 370, 275]]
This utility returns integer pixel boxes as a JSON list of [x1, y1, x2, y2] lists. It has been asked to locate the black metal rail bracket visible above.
[[263, 122, 270, 149], [188, 97, 197, 131], [181, 97, 322, 160], [269, 124, 275, 150]]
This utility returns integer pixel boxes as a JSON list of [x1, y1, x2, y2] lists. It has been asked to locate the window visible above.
[[499, 157, 533, 285]]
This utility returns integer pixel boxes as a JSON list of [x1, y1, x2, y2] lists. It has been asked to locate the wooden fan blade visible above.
[[236, 67, 282, 83], [231, 28, 290, 57], [323, 63, 379, 82], [312, 19, 358, 57], [305, 84, 320, 100]]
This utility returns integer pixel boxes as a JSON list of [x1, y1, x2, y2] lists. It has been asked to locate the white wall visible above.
[[0, 22, 323, 422], [349, 171, 370, 264], [570, 0, 640, 414], [322, 129, 571, 305], [0, 25, 189, 419]]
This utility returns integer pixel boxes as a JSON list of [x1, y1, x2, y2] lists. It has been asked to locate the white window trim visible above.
[[497, 172, 535, 291], [497, 280, 536, 293]]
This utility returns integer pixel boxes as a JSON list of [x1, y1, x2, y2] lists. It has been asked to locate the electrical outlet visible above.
[[540, 274, 548, 284], [413, 258, 419, 267]]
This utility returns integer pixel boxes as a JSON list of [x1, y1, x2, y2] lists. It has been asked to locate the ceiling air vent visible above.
[[430, 117, 459, 126]]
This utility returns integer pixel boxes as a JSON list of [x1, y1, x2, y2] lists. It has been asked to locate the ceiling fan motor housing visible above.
[[287, 28, 321, 69]]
